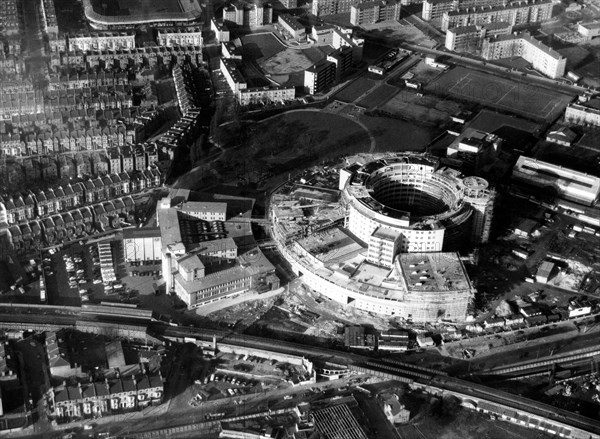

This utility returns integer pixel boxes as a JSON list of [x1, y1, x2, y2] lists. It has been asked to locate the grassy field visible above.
[[335, 77, 378, 103], [209, 110, 372, 188], [356, 84, 399, 109], [380, 90, 461, 124], [426, 67, 574, 122], [357, 114, 436, 152]]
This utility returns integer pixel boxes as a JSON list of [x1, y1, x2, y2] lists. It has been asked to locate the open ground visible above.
[[380, 90, 462, 125], [426, 67, 574, 122], [335, 77, 379, 103]]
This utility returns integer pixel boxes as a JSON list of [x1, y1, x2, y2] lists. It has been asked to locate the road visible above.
[[2, 307, 600, 437]]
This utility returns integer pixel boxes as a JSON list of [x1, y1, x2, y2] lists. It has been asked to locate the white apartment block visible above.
[[211, 18, 231, 42], [68, 33, 136, 52], [441, 0, 552, 31], [157, 28, 203, 47], [445, 22, 512, 52], [220, 57, 247, 94], [578, 21, 600, 41], [565, 100, 600, 127], [350, 0, 401, 25], [481, 32, 566, 79], [238, 86, 295, 106]]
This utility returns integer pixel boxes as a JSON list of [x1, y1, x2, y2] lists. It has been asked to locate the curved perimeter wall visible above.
[[343, 158, 472, 253], [83, 0, 202, 28]]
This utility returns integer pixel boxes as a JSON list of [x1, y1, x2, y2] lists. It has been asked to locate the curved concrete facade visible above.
[[269, 154, 490, 322]]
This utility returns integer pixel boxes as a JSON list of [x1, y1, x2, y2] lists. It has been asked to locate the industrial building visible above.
[[350, 0, 401, 26], [157, 189, 279, 310], [512, 156, 600, 206], [123, 228, 162, 263], [481, 32, 566, 79]]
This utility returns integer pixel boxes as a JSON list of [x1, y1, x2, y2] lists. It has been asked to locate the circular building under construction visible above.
[[270, 153, 495, 322]]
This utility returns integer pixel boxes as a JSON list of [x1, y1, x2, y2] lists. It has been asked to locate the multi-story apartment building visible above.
[[350, 0, 401, 25], [223, 1, 273, 26], [238, 86, 295, 106], [219, 57, 295, 105], [157, 28, 203, 47], [278, 14, 306, 39], [68, 32, 136, 52], [481, 32, 566, 78], [304, 61, 337, 95], [441, 0, 552, 31], [327, 46, 353, 82], [565, 99, 600, 127], [422, 0, 455, 21], [312, 0, 357, 16], [41, 0, 58, 35], [222, 41, 243, 60], [211, 18, 231, 42], [445, 22, 512, 52], [578, 21, 600, 41], [220, 57, 247, 94]]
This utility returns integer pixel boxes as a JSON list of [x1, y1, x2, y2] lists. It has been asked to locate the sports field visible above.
[[356, 84, 398, 109], [381, 90, 459, 125], [335, 78, 378, 103], [91, 0, 184, 15], [426, 67, 574, 122]]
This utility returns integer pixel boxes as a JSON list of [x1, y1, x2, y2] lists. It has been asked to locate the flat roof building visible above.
[[351, 0, 401, 25], [512, 156, 600, 206], [157, 190, 279, 310], [481, 32, 566, 79]]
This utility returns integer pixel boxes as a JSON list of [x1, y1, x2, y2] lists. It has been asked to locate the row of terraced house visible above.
[[51, 46, 203, 71], [3, 105, 161, 131], [1, 125, 162, 157], [4, 170, 162, 251], [0, 88, 134, 118], [0, 169, 162, 226], [47, 71, 129, 91], [46, 373, 163, 422]]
